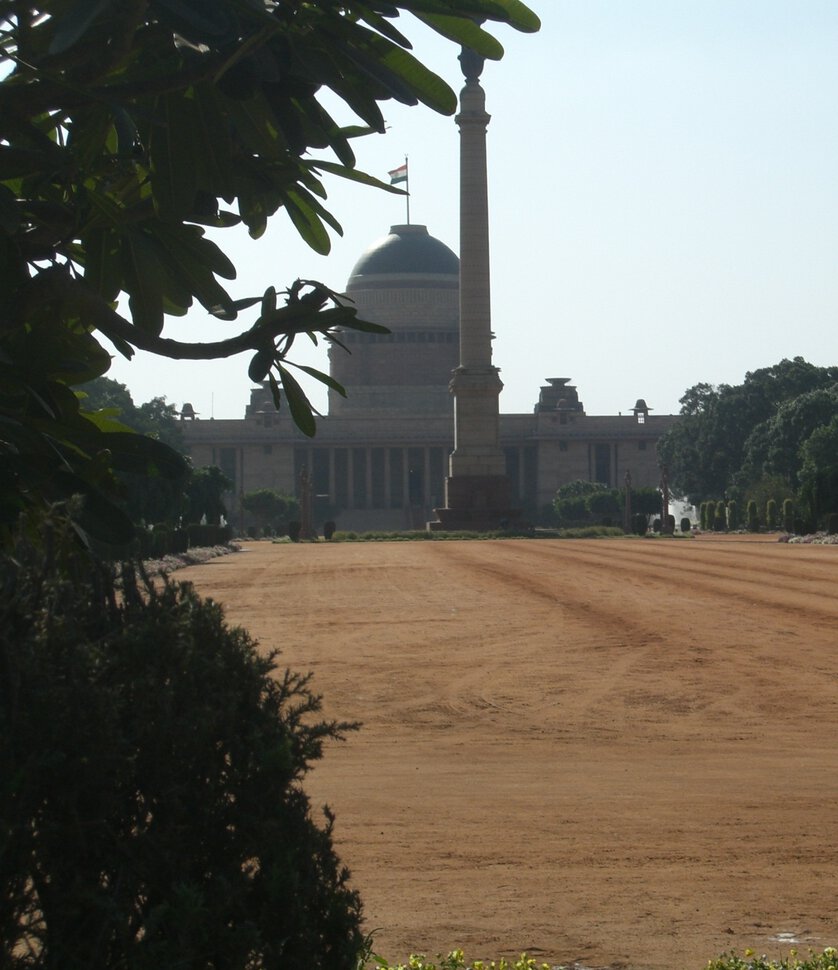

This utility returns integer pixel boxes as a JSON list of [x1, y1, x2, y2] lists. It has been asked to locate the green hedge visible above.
[[186, 522, 233, 547]]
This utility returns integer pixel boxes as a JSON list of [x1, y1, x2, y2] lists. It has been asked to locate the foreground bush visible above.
[[708, 948, 838, 970], [368, 947, 838, 970], [369, 950, 549, 970], [0, 522, 363, 969]]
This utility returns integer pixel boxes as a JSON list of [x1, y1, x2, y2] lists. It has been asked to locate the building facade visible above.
[[181, 224, 677, 530]]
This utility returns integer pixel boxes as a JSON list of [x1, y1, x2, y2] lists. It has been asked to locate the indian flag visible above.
[[388, 163, 408, 185]]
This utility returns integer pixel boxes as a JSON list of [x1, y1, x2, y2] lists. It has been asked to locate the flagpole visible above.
[[404, 155, 410, 224], [388, 159, 410, 220]]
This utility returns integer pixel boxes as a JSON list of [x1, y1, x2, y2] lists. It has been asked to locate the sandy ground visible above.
[[179, 536, 838, 970]]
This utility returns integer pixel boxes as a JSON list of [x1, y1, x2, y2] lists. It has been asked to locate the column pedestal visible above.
[[429, 366, 520, 530]]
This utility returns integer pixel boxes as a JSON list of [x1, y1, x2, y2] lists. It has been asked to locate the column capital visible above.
[[455, 78, 490, 127]]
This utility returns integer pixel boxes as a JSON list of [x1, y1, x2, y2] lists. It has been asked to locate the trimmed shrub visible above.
[[186, 522, 232, 547], [0, 524, 364, 970], [766, 498, 778, 530], [704, 501, 715, 530], [783, 498, 794, 533], [747, 500, 760, 532], [632, 512, 647, 535], [323, 520, 336, 541], [135, 526, 189, 560], [652, 517, 662, 533], [726, 499, 739, 531], [680, 517, 691, 533], [713, 502, 727, 532], [699, 502, 708, 530], [287, 520, 302, 542], [828, 513, 838, 535]]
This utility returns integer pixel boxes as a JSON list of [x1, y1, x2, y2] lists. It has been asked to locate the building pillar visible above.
[[401, 448, 410, 507], [365, 447, 373, 509]]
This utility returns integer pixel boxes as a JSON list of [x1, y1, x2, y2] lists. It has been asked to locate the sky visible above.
[[109, 2, 838, 421]]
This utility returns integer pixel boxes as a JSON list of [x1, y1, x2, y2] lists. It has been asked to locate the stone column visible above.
[[429, 46, 517, 531]]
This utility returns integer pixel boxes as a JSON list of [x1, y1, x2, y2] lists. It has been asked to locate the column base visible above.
[[428, 475, 522, 532]]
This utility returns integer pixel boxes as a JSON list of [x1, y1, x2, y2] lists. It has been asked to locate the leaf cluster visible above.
[[0, 0, 539, 546]]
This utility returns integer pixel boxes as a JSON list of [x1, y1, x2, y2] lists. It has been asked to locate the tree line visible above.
[[657, 357, 838, 531]]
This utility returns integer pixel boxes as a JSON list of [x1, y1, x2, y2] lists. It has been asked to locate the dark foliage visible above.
[[185, 466, 234, 526], [0, 520, 362, 970], [783, 498, 795, 534], [553, 480, 659, 530], [658, 358, 838, 505]]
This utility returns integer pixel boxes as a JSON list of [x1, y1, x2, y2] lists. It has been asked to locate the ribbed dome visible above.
[[347, 224, 458, 287]]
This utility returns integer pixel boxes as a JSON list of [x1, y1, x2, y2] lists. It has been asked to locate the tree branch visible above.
[[28, 271, 346, 361]]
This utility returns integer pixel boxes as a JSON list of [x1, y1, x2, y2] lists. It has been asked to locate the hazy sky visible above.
[[109, 2, 838, 420]]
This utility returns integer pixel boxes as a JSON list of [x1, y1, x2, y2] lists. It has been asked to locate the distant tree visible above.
[[783, 498, 795, 534], [798, 415, 838, 524], [705, 500, 716, 530], [77, 377, 182, 448], [633, 488, 663, 520], [658, 358, 838, 505], [241, 489, 299, 530], [586, 489, 621, 522], [738, 385, 838, 493], [553, 481, 607, 527], [73, 377, 189, 526], [555, 480, 610, 500], [186, 467, 233, 525]]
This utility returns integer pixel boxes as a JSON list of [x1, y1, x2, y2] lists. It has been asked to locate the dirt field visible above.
[[180, 536, 838, 970]]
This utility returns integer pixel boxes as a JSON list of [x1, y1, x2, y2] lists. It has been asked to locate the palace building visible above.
[[180, 223, 677, 530]]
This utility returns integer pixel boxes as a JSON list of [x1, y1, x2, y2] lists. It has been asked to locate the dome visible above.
[[347, 224, 458, 288]]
